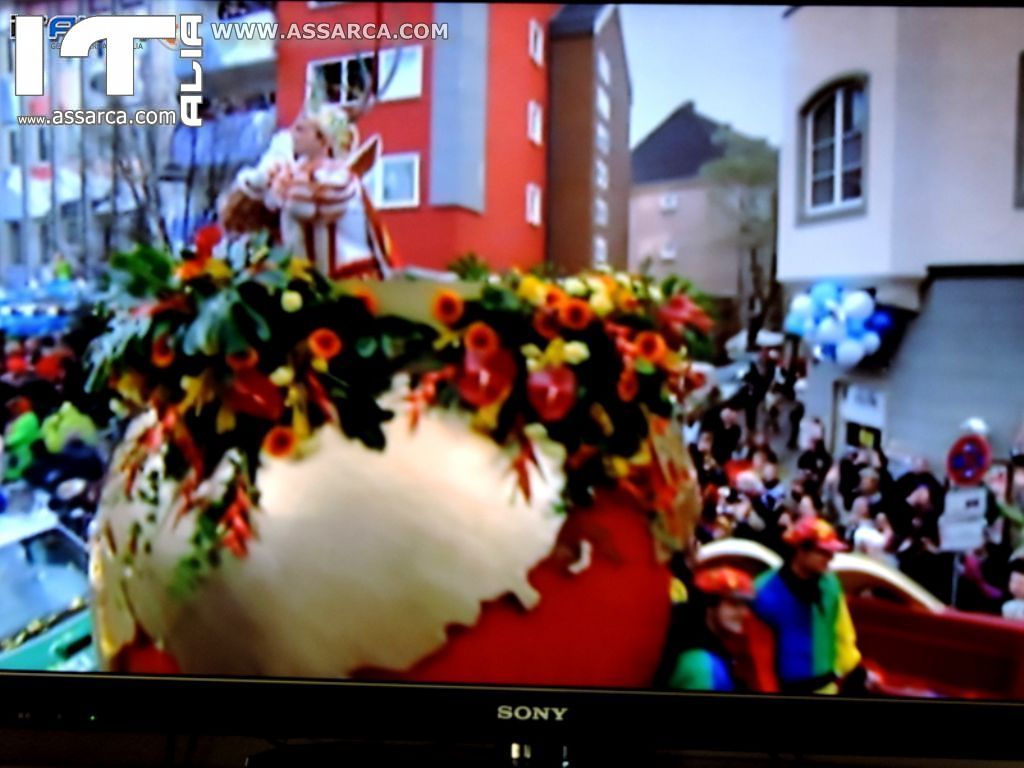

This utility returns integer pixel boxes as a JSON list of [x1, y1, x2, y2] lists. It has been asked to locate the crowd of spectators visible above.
[[686, 351, 1024, 619]]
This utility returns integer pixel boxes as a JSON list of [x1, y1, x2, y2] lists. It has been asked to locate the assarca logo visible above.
[[497, 705, 569, 722]]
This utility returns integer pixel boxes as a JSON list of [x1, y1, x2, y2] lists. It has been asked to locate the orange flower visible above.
[[226, 348, 260, 371], [558, 298, 595, 331], [533, 308, 560, 340], [465, 322, 500, 358], [151, 334, 175, 369], [617, 367, 639, 402], [432, 290, 464, 326], [350, 286, 379, 316], [544, 286, 567, 309], [635, 331, 668, 364], [262, 425, 297, 458], [176, 260, 206, 281], [308, 328, 343, 360]]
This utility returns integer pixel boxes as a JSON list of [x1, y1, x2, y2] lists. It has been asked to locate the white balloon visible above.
[[801, 317, 817, 341], [816, 316, 845, 345], [862, 331, 881, 355], [789, 293, 814, 318], [836, 338, 865, 368], [842, 290, 875, 321]]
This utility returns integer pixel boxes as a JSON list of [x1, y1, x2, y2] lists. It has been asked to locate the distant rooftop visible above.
[[631, 101, 729, 185]]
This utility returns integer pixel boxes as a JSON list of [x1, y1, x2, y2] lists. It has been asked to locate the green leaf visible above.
[[355, 336, 378, 358]]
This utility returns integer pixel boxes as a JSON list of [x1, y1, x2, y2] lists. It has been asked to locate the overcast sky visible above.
[[620, 4, 787, 147]]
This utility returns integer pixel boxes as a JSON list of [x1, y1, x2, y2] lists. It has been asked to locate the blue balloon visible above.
[[846, 317, 866, 338], [821, 342, 837, 361], [866, 310, 893, 333], [784, 312, 806, 336], [809, 281, 841, 309]]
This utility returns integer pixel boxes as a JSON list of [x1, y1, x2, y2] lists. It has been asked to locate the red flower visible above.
[[558, 298, 594, 331], [151, 334, 175, 368], [226, 348, 260, 371], [658, 294, 713, 335], [308, 328, 343, 360], [225, 368, 284, 421], [194, 223, 222, 262], [526, 366, 578, 422], [457, 348, 517, 408], [432, 290, 464, 326], [262, 425, 297, 458], [533, 308, 560, 340], [635, 331, 668, 364], [617, 367, 639, 402], [465, 322, 500, 359]]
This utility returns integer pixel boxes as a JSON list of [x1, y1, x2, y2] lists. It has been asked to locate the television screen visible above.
[[1, 1, 1023, 710]]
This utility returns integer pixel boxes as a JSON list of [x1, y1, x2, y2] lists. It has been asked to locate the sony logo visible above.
[[497, 705, 569, 722]]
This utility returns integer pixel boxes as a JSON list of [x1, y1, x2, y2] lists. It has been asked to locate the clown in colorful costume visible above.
[[668, 566, 755, 692], [752, 517, 861, 694]]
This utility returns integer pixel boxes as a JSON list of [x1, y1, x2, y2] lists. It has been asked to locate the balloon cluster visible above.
[[783, 281, 892, 369]]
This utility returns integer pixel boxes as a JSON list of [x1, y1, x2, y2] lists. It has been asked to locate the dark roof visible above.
[[631, 102, 728, 184], [550, 4, 609, 38]]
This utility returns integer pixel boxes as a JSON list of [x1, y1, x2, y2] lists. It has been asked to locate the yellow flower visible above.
[[649, 284, 664, 303], [269, 365, 295, 387], [589, 291, 614, 317], [520, 343, 543, 360], [216, 405, 236, 434], [605, 456, 631, 478], [562, 341, 590, 365], [630, 442, 653, 466], [517, 274, 548, 306], [203, 258, 233, 281], [287, 257, 313, 282], [281, 290, 303, 313], [311, 357, 329, 373], [115, 372, 146, 405], [669, 577, 689, 605], [471, 400, 504, 432], [563, 277, 587, 296], [179, 372, 216, 415]]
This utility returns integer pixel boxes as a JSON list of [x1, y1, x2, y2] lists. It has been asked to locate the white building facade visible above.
[[778, 6, 1024, 466]]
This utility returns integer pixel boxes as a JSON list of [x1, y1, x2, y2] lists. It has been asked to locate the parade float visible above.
[[83, 97, 711, 687]]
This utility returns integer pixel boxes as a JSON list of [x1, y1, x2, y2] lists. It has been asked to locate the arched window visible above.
[[801, 77, 867, 216]]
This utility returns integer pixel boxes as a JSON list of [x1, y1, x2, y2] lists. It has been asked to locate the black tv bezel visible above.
[[2, 670, 1024, 759]]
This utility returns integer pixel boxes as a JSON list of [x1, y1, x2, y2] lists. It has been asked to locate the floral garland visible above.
[[87, 227, 713, 595]]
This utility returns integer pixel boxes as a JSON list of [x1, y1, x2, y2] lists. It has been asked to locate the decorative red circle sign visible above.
[[947, 434, 992, 487]]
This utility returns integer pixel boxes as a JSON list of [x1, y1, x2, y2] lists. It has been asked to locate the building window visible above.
[[659, 192, 679, 212], [309, 46, 422, 106], [596, 85, 611, 121], [597, 50, 611, 87], [366, 153, 420, 209], [526, 182, 542, 226], [527, 100, 543, 146], [595, 121, 610, 155], [593, 235, 608, 266], [528, 19, 544, 66], [803, 78, 866, 215], [1016, 52, 1024, 208], [594, 197, 608, 227], [594, 158, 609, 191], [659, 243, 677, 262]]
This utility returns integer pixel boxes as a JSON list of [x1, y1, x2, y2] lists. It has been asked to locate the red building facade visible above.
[[276, 2, 558, 272]]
